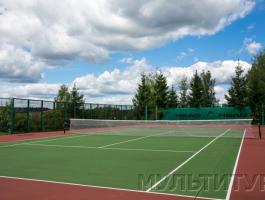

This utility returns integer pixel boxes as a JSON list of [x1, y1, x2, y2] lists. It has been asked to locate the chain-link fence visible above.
[[0, 98, 135, 133], [0, 97, 263, 134]]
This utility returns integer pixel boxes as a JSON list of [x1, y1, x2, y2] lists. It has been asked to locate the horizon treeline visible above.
[[133, 51, 265, 120]]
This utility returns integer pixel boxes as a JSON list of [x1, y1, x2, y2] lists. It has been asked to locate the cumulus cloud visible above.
[[0, 83, 60, 99], [0, 0, 255, 82], [244, 38, 263, 55], [2, 58, 250, 104], [0, 57, 252, 104], [72, 58, 251, 104], [0, 44, 45, 82]]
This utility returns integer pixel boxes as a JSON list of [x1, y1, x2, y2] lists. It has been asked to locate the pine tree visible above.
[[70, 83, 85, 104], [167, 86, 178, 108], [153, 72, 169, 108], [201, 70, 217, 107], [225, 61, 248, 108], [188, 71, 204, 107], [133, 74, 152, 119], [179, 76, 189, 107], [247, 51, 265, 121], [55, 85, 71, 102]]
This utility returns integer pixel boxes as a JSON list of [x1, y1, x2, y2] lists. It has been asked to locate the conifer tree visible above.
[[179, 76, 189, 107], [201, 70, 217, 107], [153, 72, 169, 108], [168, 86, 178, 108], [133, 74, 152, 119], [188, 71, 204, 107], [225, 61, 248, 107], [247, 51, 265, 121]]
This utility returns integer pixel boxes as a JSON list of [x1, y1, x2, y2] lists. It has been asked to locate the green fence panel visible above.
[[163, 107, 252, 120], [0, 98, 10, 133]]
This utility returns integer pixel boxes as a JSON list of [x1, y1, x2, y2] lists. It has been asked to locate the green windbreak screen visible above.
[[163, 107, 251, 120]]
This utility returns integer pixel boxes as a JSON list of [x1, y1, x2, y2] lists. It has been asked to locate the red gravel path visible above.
[[0, 177, 207, 200], [230, 126, 265, 200], [0, 131, 66, 143]]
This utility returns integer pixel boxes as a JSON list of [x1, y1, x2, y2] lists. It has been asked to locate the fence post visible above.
[[156, 105, 158, 120], [145, 105, 148, 120], [40, 100, 44, 132], [90, 104, 92, 119], [82, 103, 85, 119], [9, 98, 14, 133], [73, 102, 76, 119], [27, 99, 30, 132], [53, 101, 56, 130], [64, 102, 68, 122]]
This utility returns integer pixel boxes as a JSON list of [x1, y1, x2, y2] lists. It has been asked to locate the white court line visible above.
[[98, 129, 176, 148], [225, 128, 246, 200], [0, 133, 94, 148], [146, 128, 231, 192], [0, 175, 223, 200], [22, 143, 195, 154]]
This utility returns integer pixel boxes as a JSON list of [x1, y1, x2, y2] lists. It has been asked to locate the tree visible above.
[[225, 61, 248, 108], [55, 84, 85, 104], [153, 72, 169, 108], [133, 74, 152, 119], [247, 51, 265, 121], [188, 71, 204, 107], [70, 83, 85, 104], [179, 76, 189, 107], [201, 70, 218, 107], [55, 85, 71, 102], [167, 86, 178, 108]]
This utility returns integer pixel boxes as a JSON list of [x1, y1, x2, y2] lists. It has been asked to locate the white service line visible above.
[[23, 143, 194, 154], [104, 147, 195, 153], [146, 128, 231, 192], [98, 129, 176, 148], [225, 128, 246, 200]]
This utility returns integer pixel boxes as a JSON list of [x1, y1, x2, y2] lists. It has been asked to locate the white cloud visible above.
[[1, 58, 251, 104], [0, 43, 45, 82], [0, 83, 60, 99], [244, 38, 263, 55], [0, 0, 255, 83]]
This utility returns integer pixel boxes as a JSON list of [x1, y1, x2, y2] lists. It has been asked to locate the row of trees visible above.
[[133, 70, 218, 111], [133, 51, 265, 120]]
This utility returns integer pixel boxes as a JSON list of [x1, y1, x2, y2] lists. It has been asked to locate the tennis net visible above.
[[69, 119, 259, 139]]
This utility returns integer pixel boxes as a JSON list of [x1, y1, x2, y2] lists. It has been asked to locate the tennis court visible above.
[[0, 119, 256, 200]]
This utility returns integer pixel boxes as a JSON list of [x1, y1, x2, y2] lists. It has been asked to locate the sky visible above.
[[0, 0, 264, 105]]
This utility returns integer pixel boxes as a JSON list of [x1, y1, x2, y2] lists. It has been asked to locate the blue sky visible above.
[[0, 0, 264, 104]]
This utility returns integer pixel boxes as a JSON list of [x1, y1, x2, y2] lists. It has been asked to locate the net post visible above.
[[9, 98, 14, 134]]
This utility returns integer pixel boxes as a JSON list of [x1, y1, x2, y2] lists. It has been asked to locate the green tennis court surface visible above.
[[0, 127, 244, 199]]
